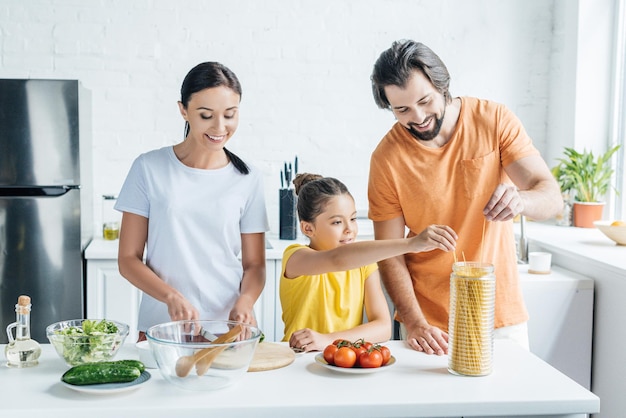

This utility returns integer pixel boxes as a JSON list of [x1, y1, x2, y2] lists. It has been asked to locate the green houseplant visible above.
[[551, 145, 620, 227]]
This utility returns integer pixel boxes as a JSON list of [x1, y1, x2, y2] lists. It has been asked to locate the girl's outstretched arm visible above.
[[285, 224, 457, 279]]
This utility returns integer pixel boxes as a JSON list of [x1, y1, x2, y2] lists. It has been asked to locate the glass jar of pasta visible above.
[[448, 262, 495, 376]]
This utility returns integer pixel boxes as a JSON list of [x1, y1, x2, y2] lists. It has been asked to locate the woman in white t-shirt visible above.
[[115, 62, 269, 340]]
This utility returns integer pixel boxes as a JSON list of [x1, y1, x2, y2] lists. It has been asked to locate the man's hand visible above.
[[483, 183, 524, 222], [406, 322, 449, 355]]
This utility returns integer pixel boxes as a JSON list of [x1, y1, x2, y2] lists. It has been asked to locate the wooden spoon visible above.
[[175, 324, 243, 378], [194, 324, 245, 376]]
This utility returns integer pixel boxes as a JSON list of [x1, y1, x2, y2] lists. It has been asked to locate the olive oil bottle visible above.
[[5, 295, 42, 368]]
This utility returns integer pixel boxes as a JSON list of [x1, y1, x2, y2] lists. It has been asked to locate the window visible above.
[[612, 0, 626, 219]]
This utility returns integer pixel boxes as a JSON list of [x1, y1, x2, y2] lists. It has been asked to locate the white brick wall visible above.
[[0, 0, 557, 234]]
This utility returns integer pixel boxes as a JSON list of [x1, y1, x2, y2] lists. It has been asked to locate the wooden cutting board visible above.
[[248, 342, 296, 372]]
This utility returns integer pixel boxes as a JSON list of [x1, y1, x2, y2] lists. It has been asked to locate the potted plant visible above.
[[551, 145, 620, 227]]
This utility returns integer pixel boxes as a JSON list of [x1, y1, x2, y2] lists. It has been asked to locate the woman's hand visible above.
[[164, 292, 199, 321], [229, 295, 258, 326], [288, 328, 330, 353]]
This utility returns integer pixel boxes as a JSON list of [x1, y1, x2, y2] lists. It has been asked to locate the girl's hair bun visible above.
[[292, 173, 323, 195]]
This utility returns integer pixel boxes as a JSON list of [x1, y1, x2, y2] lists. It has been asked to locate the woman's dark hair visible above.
[[293, 173, 352, 223], [180, 62, 249, 174], [371, 40, 452, 109]]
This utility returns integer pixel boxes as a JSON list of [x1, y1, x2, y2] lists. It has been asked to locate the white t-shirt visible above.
[[115, 146, 269, 332]]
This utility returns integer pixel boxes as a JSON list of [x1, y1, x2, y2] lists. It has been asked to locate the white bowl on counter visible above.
[[594, 220, 626, 245]]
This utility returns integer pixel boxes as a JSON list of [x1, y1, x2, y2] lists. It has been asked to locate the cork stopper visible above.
[[16, 295, 32, 314]]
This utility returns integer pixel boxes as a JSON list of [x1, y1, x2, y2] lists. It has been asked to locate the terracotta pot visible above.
[[572, 202, 605, 228]]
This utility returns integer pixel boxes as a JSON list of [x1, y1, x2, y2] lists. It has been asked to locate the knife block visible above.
[[279, 189, 298, 240]]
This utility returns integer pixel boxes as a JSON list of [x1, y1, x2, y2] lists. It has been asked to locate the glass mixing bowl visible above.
[[146, 320, 261, 391]]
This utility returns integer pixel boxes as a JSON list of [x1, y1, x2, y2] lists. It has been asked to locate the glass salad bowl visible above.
[[46, 319, 129, 366]]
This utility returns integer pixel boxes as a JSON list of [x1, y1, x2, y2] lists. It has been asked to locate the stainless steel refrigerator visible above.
[[0, 79, 92, 343]]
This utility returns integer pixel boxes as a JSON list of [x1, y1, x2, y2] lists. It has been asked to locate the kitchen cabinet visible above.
[[85, 240, 141, 342], [86, 258, 142, 341], [518, 265, 594, 389]]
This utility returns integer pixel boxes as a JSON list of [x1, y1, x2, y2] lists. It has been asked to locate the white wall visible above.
[[0, 0, 560, 234]]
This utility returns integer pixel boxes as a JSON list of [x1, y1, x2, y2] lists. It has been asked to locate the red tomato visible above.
[[323, 344, 338, 365], [333, 339, 351, 347], [379, 345, 392, 365], [334, 346, 357, 368], [351, 345, 367, 366], [353, 338, 366, 346], [359, 349, 383, 368], [362, 341, 373, 350]]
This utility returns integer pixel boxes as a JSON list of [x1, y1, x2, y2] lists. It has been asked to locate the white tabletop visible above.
[[0, 340, 598, 418]]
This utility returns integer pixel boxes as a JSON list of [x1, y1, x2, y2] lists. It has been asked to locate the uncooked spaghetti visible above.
[[448, 262, 495, 376]]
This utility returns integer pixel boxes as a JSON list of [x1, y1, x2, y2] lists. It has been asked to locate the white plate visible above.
[[315, 353, 396, 374], [61, 371, 151, 394]]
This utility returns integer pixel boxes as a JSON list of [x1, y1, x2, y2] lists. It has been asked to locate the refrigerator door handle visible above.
[[0, 185, 79, 197]]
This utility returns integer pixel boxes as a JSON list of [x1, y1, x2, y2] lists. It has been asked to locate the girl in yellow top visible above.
[[280, 173, 457, 352]]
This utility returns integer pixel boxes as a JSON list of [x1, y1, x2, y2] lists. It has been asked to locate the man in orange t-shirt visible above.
[[368, 40, 562, 355]]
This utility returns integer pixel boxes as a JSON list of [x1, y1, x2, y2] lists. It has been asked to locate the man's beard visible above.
[[405, 108, 446, 141]]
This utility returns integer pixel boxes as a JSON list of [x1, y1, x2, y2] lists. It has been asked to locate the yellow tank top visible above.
[[279, 244, 378, 341]]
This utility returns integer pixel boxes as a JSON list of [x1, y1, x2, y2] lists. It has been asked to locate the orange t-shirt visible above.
[[368, 97, 538, 331]]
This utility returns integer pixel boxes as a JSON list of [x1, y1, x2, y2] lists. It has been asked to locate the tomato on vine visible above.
[[322, 338, 392, 369], [334, 346, 357, 368], [359, 348, 383, 368], [333, 339, 352, 348], [323, 344, 338, 365], [351, 344, 367, 366], [378, 345, 391, 365]]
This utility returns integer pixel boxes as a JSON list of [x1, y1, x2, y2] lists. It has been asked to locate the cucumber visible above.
[[110, 359, 146, 373], [62, 362, 141, 386]]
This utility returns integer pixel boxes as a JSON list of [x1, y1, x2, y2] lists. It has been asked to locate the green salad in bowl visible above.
[[46, 319, 129, 366]]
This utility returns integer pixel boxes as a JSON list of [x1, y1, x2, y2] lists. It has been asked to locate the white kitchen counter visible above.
[[84, 234, 303, 261], [0, 341, 599, 418], [521, 221, 626, 275]]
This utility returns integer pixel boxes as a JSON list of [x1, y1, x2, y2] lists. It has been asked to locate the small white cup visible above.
[[528, 251, 552, 274]]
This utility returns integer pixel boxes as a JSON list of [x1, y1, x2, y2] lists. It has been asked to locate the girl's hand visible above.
[[288, 328, 330, 353], [411, 225, 457, 253]]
